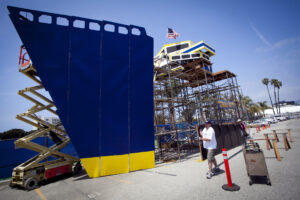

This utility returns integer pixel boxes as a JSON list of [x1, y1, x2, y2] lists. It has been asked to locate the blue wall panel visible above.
[[68, 21, 101, 158], [129, 28, 154, 153], [100, 22, 130, 156], [8, 6, 154, 161]]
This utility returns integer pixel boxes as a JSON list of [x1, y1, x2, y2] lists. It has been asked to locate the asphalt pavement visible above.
[[1, 119, 300, 200]]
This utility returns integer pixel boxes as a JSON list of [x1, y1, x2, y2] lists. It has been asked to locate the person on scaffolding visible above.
[[199, 121, 220, 179]]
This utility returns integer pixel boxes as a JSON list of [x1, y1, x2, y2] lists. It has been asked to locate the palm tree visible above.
[[241, 95, 252, 107], [237, 94, 247, 118], [262, 78, 276, 116], [271, 79, 278, 114], [257, 101, 270, 117], [277, 81, 282, 114], [240, 95, 253, 118], [249, 103, 261, 117], [239, 96, 266, 118]]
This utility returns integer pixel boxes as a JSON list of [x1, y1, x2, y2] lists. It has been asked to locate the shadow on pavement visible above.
[[9, 172, 79, 191], [217, 149, 243, 168], [143, 170, 177, 177], [73, 173, 90, 181], [213, 169, 225, 176], [264, 156, 284, 159], [250, 176, 271, 186]]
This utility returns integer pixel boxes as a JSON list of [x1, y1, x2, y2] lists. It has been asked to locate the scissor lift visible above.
[[10, 46, 81, 190]]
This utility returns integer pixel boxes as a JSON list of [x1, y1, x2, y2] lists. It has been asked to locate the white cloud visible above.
[[256, 35, 300, 52], [273, 36, 300, 48], [259, 48, 300, 66], [250, 22, 271, 47]]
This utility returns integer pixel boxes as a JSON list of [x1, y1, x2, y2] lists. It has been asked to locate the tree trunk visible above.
[[267, 85, 276, 116], [277, 87, 281, 114], [273, 86, 278, 114]]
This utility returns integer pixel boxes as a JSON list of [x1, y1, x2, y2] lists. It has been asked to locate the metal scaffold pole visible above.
[[153, 40, 245, 161]]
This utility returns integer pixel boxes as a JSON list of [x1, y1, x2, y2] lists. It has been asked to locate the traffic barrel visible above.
[[222, 148, 240, 191]]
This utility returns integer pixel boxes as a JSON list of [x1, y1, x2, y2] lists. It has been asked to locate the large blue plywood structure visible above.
[[8, 6, 154, 177]]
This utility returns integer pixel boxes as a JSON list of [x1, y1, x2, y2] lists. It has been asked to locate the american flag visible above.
[[167, 28, 179, 39]]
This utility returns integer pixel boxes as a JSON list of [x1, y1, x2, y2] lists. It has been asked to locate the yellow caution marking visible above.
[[81, 157, 100, 178], [129, 151, 155, 171], [197, 159, 204, 162], [35, 188, 47, 200], [100, 154, 129, 176]]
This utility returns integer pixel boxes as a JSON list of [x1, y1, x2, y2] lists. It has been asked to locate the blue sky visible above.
[[0, 0, 300, 131]]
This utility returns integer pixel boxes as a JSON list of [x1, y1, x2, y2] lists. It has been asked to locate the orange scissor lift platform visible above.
[[10, 46, 81, 190]]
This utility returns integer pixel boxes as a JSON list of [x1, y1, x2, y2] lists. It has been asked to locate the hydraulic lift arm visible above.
[[10, 46, 81, 190]]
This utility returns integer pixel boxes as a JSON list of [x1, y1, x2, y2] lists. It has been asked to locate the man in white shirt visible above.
[[199, 121, 219, 179]]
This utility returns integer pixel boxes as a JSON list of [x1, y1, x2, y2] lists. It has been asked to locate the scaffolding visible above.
[[154, 41, 245, 161]]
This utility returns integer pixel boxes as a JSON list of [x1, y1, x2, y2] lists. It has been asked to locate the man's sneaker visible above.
[[212, 167, 220, 173], [206, 172, 214, 179]]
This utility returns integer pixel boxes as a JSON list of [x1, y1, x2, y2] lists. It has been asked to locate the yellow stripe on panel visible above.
[[203, 47, 216, 55], [129, 151, 155, 171], [100, 154, 129, 176], [81, 157, 100, 178]]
